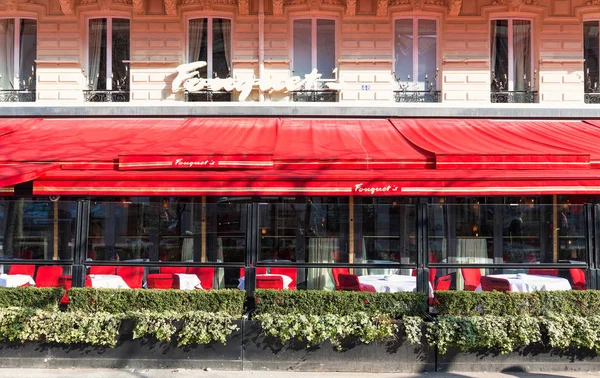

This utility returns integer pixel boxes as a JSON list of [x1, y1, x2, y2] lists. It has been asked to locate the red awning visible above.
[[2, 117, 600, 197], [390, 119, 597, 170], [0, 163, 57, 195]]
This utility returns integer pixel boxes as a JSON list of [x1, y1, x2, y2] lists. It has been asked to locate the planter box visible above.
[[438, 345, 600, 372], [242, 320, 434, 372], [0, 320, 243, 370]]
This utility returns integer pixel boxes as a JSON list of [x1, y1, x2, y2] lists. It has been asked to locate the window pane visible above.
[[513, 20, 531, 90], [212, 18, 231, 79], [394, 19, 413, 82], [19, 19, 36, 91], [293, 19, 312, 78], [88, 19, 107, 90], [0, 19, 15, 89], [418, 19, 436, 88], [584, 21, 599, 92], [112, 18, 129, 91], [188, 19, 208, 79], [491, 20, 508, 91], [0, 199, 76, 260], [316, 19, 335, 79]]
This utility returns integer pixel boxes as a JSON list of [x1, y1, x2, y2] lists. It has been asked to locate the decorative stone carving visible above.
[[238, 0, 248, 14], [307, 0, 318, 11], [58, 0, 75, 14], [132, 0, 144, 14], [588, 0, 600, 5], [410, 0, 421, 11], [492, 0, 538, 12], [389, 0, 409, 5], [345, 0, 355, 15], [447, 0, 460, 15], [273, 0, 283, 14], [164, 0, 177, 15], [97, 0, 109, 10], [4, 0, 17, 10], [376, 0, 387, 16]]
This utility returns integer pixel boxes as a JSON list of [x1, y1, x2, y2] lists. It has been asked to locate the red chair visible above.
[[116, 266, 144, 288], [147, 273, 175, 289], [360, 283, 377, 292], [480, 276, 511, 292], [89, 266, 117, 275], [332, 267, 349, 290], [35, 266, 64, 288], [528, 268, 558, 276], [337, 273, 361, 291], [436, 275, 452, 291], [569, 268, 586, 290], [59, 275, 92, 289], [239, 267, 267, 278], [8, 264, 36, 277], [256, 275, 284, 290], [188, 267, 215, 290], [461, 268, 482, 291], [159, 266, 187, 275], [428, 268, 437, 289], [269, 267, 297, 290], [411, 269, 416, 276]]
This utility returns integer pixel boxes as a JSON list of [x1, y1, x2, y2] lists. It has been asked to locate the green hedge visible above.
[[433, 291, 600, 317], [67, 288, 245, 316], [0, 287, 63, 310], [254, 289, 427, 318]]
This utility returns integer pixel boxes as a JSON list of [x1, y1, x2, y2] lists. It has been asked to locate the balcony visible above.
[[290, 89, 339, 102], [0, 90, 35, 102], [185, 90, 233, 102], [83, 90, 130, 103], [394, 90, 441, 103], [490, 91, 538, 104]]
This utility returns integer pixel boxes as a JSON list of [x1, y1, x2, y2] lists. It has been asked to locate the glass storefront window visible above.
[[0, 199, 76, 261]]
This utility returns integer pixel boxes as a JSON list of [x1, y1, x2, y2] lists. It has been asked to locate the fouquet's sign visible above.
[[353, 183, 400, 195], [118, 155, 274, 170]]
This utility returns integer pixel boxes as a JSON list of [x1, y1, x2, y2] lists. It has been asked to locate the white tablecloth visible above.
[[358, 275, 418, 293], [0, 274, 35, 287], [475, 274, 572, 292], [175, 273, 204, 290], [238, 274, 293, 290], [89, 274, 130, 289]]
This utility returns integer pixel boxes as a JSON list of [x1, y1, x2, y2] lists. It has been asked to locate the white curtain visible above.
[[513, 20, 531, 91], [0, 19, 14, 89], [188, 19, 204, 63], [88, 19, 104, 90], [307, 238, 337, 290], [221, 19, 231, 77]]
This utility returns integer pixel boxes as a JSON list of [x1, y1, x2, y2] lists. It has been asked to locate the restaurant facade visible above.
[[1, 0, 600, 295]]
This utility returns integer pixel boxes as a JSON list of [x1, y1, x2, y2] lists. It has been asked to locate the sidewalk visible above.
[[0, 370, 598, 378]]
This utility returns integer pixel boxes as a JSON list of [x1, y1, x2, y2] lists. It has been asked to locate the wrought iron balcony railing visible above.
[[185, 90, 233, 102], [83, 90, 130, 102], [394, 90, 441, 103], [585, 93, 600, 104], [0, 90, 35, 102], [290, 89, 339, 102], [490, 90, 538, 103]]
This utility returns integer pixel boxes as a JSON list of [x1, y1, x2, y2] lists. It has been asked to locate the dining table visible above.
[[475, 273, 572, 292], [0, 274, 35, 288], [358, 274, 434, 297], [175, 273, 204, 290], [88, 274, 130, 289], [238, 274, 293, 290]]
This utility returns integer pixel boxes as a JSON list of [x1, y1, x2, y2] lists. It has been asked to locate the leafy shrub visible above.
[[0, 287, 63, 310], [255, 312, 402, 349], [130, 310, 239, 346], [68, 288, 245, 316], [254, 289, 427, 319], [433, 291, 600, 317]]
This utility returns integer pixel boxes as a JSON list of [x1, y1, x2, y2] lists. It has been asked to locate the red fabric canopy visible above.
[[390, 119, 597, 170], [1, 117, 600, 197]]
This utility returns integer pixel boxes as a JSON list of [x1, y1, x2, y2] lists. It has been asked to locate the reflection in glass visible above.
[[394, 19, 413, 82], [293, 19, 312, 77], [316, 19, 335, 79], [0, 199, 76, 261]]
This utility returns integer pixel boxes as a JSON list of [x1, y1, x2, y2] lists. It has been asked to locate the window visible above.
[[86, 18, 130, 99], [0, 18, 37, 96], [394, 18, 437, 89], [188, 18, 232, 79], [292, 19, 336, 79], [490, 19, 533, 93], [584, 21, 600, 102]]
